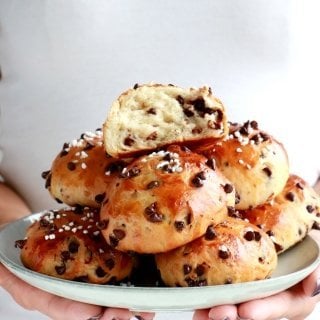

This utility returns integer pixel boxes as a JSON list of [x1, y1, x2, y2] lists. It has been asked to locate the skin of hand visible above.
[[0, 182, 154, 320]]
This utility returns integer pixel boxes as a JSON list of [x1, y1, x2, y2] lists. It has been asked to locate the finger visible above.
[[192, 308, 210, 320], [100, 308, 154, 320], [237, 283, 317, 320], [302, 264, 320, 297], [0, 263, 102, 320], [208, 305, 238, 320]]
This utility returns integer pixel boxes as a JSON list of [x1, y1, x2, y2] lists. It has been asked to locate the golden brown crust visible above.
[[155, 218, 277, 286], [103, 83, 229, 158], [42, 129, 131, 207], [196, 121, 290, 210], [16, 207, 134, 284], [100, 145, 236, 253], [241, 174, 320, 254]]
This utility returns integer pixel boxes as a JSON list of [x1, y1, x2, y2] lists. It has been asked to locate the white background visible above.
[[0, 1, 320, 319]]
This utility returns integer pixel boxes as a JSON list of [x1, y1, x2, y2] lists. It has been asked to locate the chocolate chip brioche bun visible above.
[[15, 207, 134, 284], [100, 145, 236, 254], [155, 218, 277, 287], [197, 121, 290, 210], [103, 83, 228, 158], [240, 174, 320, 254], [42, 129, 131, 208]]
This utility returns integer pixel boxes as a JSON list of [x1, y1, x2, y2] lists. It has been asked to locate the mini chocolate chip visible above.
[[274, 242, 284, 253], [146, 180, 160, 189], [296, 182, 304, 190], [124, 136, 135, 146], [183, 264, 192, 275], [55, 198, 63, 204], [68, 241, 79, 253], [14, 239, 27, 249], [146, 107, 157, 115], [176, 95, 185, 105], [109, 235, 119, 247], [192, 127, 202, 134], [39, 218, 50, 228], [133, 83, 139, 89], [206, 158, 216, 170], [254, 231, 261, 241], [285, 192, 295, 202], [244, 230, 255, 241], [258, 257, 265, 263], [105, 258, 115, 270], [266, 230, 274, 237], [306, 205, 315, 213], [174, 221, 185, 231], [184, 108, 195, 117], [67, 162, 76, 171], [120, 166, 141, 179], [144, 202, 164, 223], [45, 173, 52, 189], [218, 249, 230, 259], [97, 219, 109, 230], [41, 170, 51, 179], [113, 229, 126, 240], [95, 192, 106, 204], [55, 264, 66, 275], [61, 251, 71, 261], [223, 183, 234, 194], [195, 264, 205, 276], [205, 225, 216, 240], [225, 278, 233, 284], [262, 167, 272, 177], [312, 221, 320, 230], [235, 191, 241, 204], [95, 266, 107, 277], [250, 120, 259, 130], [191, 176, 204, 187]]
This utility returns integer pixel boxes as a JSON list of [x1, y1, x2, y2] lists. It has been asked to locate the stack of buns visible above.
[[16, 83, 320, 287]]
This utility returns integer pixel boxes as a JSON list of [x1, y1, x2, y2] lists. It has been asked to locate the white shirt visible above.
[[0, 1, 320, 319]]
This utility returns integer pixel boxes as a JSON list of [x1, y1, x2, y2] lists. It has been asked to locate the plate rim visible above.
[[1, 212, 320, 311]]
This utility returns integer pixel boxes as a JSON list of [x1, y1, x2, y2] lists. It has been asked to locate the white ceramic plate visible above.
[[0, 213, 319, 312]]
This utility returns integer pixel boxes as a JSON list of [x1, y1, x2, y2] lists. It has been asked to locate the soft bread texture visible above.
[[100, 145, 236, 254], [103, 83, 228, 158], [197, 121, 290, 210], [241, 174, 320, 254], [16, 207, 134, 284], [42, 129, 131, 208], [155, 218, 277, 286]]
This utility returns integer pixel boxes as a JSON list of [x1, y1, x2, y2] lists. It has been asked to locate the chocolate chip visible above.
[[147, 107, 157, 115], [41, 170, 51, 179], [274, 242, 284, 253], [120, 166, 141, 179], [45, 173, 52, 189], [68, 241, 79, 253], [95, 266, 107, 277], [97, 219, 109, 230], [183, 264, 192, 275], [67, 162, 76, 171], [144, 202, 164, 223], [262, 167, 272, 177], [306, 205, 315, 213], [285, 192, 295, 202], [195, 264, 206, 276], [14, 239, 27, 249], [296, 182, 304, 190], [204, 225, 216, 240], [146, 180, 160, 189], [183, 108, 195, 117], [95, 192, 106, 204], [244, 230, 255, 241], [174, 221, 185, 231], [218, 248, 230, 259], [176, 95, 185, 105], [254, 231, 261, 241], [191, 171, 206, 187], [113, 229, 126, 240], [133, 83, 139, 89], [223, 183, 234, 194], [206, 158, 216, 170], [61, 251, 71, 261], [55, 264, 66, 275], [124, 136, 135, 146], [105, 258, 115, 270]]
